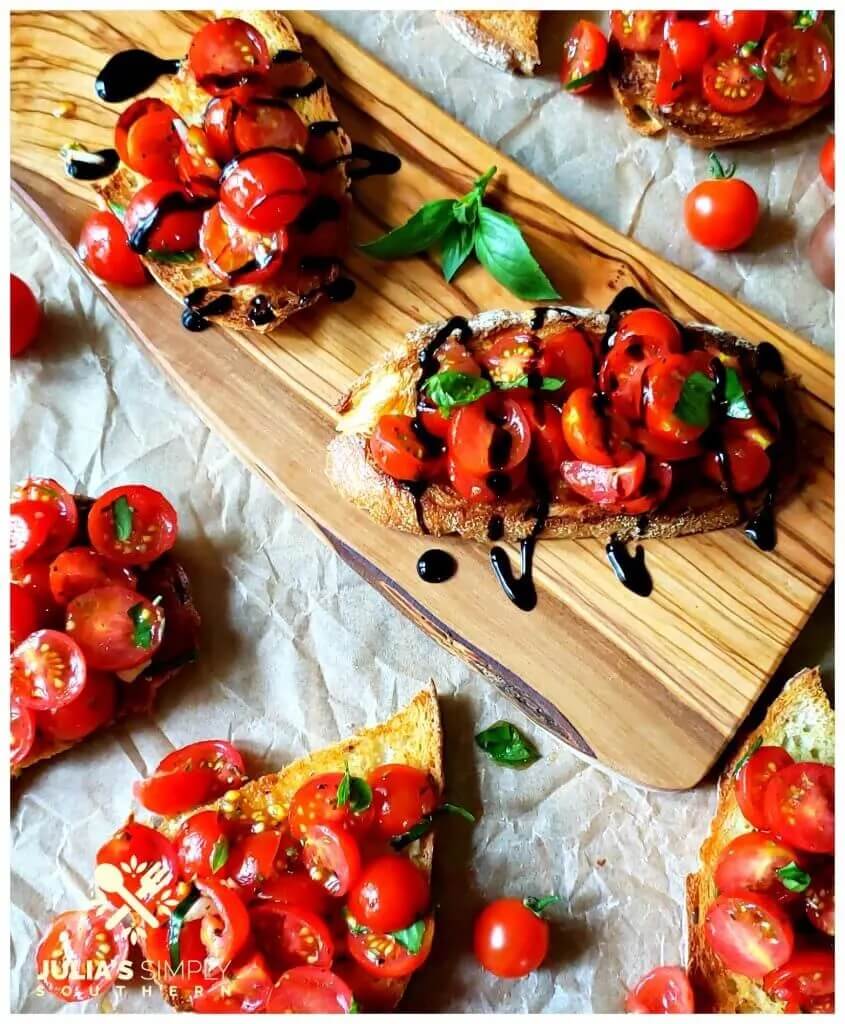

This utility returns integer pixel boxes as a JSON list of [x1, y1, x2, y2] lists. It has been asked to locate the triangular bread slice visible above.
[[436, 11, 540, 75]]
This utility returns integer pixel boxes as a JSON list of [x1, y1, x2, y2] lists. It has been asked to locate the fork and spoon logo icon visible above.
[[93, 858, 174, 931]]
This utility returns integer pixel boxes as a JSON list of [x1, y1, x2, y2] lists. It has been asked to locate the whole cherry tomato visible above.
[[708, 11, 767, 49], [474, 897, 553, 979], [347, 855, 430, 934], [685, 155, 759, 251]]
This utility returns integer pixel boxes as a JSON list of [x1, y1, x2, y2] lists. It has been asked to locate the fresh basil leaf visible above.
[[725, 368, 752, 420], [390, 802, 476, 850], [439, 219, 475, 282], [739, 40, 759, 57], [476, 721, 540, 767], [474, 207, 559, 301], [564, 70, 600, 92], [524, 895, 560, 916], [360, 199, 456, 260], [497, 375, 565, 392], [146, 248, 201, 265], [337, 765, 350, 807], [210, 836, 229, 874], [674, 370, 714, 427], [423, 370, 491, 416], [733, 736, 763, 777], [128, 602, 154, 650], [389, 919, 426, 954], [441, 802, 476, 823], [749, 62, 766, 80], [337, 762, 372, 813], [777, 862, 811, 893], [112, 495, 133, 541], [107, 200, 126, 220], [168, 885, 200, 971]]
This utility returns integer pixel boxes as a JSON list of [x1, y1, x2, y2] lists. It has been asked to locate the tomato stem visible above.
[[708, 152, 736, 181]]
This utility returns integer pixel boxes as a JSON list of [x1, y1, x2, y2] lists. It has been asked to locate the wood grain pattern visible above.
[[10, 10, 834, 789]]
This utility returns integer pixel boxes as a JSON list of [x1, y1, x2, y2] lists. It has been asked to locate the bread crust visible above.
[[436, 11, 540, 75]]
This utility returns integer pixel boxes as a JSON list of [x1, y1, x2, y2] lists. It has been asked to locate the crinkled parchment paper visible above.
[[10, 10, 833, 1014]]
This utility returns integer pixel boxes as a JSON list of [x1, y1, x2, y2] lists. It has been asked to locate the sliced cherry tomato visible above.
[[289, 771, 376, 840], [764, 950, 835, 1010], [763, 762, 834, 854], [368, 764, 438, 841], [347, 855, 430, 934], [266, 966, 354, 1013], [203, 96, 238, 163], [199, 203, 287, 285], [302, 822, 361, 898], [195, 876, 250, 969], [227, 829, 283, 897], [10, 273, 42, 357], [474, 898, 550, 979], [348, 914, 435, 979], [512, 393, 570, 480], [708, 11, 768, 49], [78, 211, 148, 287], [117, 100, 181, 181], [737, 745, 795, 829], [11, 583, 39, 649], [333, 956, 406, 1011], [370, 415, 435, 483], [805, 862, 834, 936], [714, 832, 805, 905], [10, 500, 58, 567], [655, 42, 686, 107], [87, 485, 178, 566], [625, 965, 695, 1014], [257, 870, 335, 916], [36, 670, 117, 743], [450, 393, 531, 476], [702, 50, 766, 114], [188, 18, 271, 95], [684, 169, 759, 251], [11, 629, 87, 710], [477, 329, 537, 386], [644, 352, 714, 444], [762, 27, 833, 105], [96, 822, 180, 914], [220, 151, 308, 232], [175, 810, 230, 880], [617, 307, 682, 352], [448, 454, 527, 504], [234, 100, 308, 152], [416, 406, 451, 442], [35, 909, 128, 1003], [193, 953, 273, 1013], [704, 890, 795, 979], [665, 16, 711, 75], [123, 181, 207, 254], [634, 428, 701, 462], [561, 19, 608, 93], [610, 11, 665, 52], [250, 902, 335, 973], [176, 124, 221, 199], [12, 560, 59, 630], [537, 328, 595, 392], [434, 337, 481, 375], [49, 547, 137, 606], [12, 479, 79, 560], [563, 451, 647, 505], [820, 135, 834, 189], [562, 387, 622, 466], [135, 739, 245, 815], [143, 917, 216, 992], [611, 461, 673, 515], [66, 586, 163, 671], [703, 437, 771, 494], [10, 696, 36, 766]]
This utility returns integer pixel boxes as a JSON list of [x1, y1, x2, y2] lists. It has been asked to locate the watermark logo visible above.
[[91, 854, 181, 944]]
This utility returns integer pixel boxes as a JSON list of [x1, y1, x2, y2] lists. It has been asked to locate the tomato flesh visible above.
[[36, 671, 117, 743], [302, 822, 362, 898], [36, 909, 128, 1003], [714, 831, 805, 904], [193, 953, 273, 1013], [610, 11, 665, 52], [234, 101, 309, 153], [88, 485, 178, 566], [368, 764, 438, 840], [561, 20, 608, 93], [702, 51, 766, 115], [220, 151, 309, 233], [199, 203, 287, 284], [370, 415, 437, 483], [188, 18, 271, 95], [736, 745, 795, 829], [450, 393, 531, 476], [804, 862, 834, 936], [11, 629, 87, 711], [562, 387, 618, 466], [176, 809, 230, 880], [66, 586, 164, 672], [563, 451, 647, 505], [348, 914, 435, 979], [195, 876, 251, 969], [10, 500, 59, 567], [10, 696, 36, 766], [12, 479, 79, 560], [49, 547, 137, 605], [762, 28, 833, 105], [763, 762, 834, 854], [227, 829, 283, 897], [288, 771, 375, 839], [537, 327, 595, 392], [266, 966, 354, 1014], [250, 902, 335, 973], [764, 950, 835, 1010], [136, 739, 245, 814], [625, 965, 695, 1014], [704, 890, 794, 979], [96, 822, 180, 915]]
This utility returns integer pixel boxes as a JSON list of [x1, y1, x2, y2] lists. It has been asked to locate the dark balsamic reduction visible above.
[[278, 76, 325, 100], [417, 549, 457, 583], [181, 288, 233, 332], [347, 143, 402, 182], [63, 147, 119, 181], [530, 306, 562, 331], [325, 277, 356, 302], [605, 535, 653, 597], [128, 193, 214, 254], [744, 490, 776, 551], [402, 480, 430, 535], [273, 49, 303, 64], [309, 120, 341, 137], [294, 196, 342, 234], [487, 515, 504, 541], [95, 49, 180, 102], [247, 295, 275, 327], [489, 464, 549, 612]]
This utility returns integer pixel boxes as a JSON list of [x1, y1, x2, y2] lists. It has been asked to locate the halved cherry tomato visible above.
[[714, 832, 805, 905], [537, 328, 595, 392], [115, 98, 180, 180], [193, 953, 273, 1013], [266, 966, 354, 1013], [234, 101, 309, 153], [703, 437, 771, 494], [684, 169, 759, 252], [88, 485, 178, 566], [474, 898, 550, 979], [302, 822, 361, 898], [737, 746, 795, 829], [611, 461, 673, 515], [434, 337, 481, 376], [288, 771, 376, 840], [634, 428, 702, 462], [764, 950, 835, 1010], [199, 203, 287, 285], [123, 181, 207, 254], [143, 917, 216, 992], [610, 11, 665, 52], [370, 415, 436, 483], [49, 547, 137, 606], [708, 11, 768, 49], [601, 310, 682, 420], [220, 151, 308, 232], [704, 891, 795, 979], [36, 909, 128, 1003], [764, 762, 834, 854], [188, 17, 271, 96], [227, 829, 283, 897], [805, 862, 834, 936], [10, 583, 39, 649], [195, 876, 251, 969], [334, 957, 406, 1011], [655, 42, 686, 107], [250, 902, 335, 973], [416, 406, 451, 442], [203, 96, 239, 163], [96, 822, 180, 914], [78, 211, 148, 287], [66, 586, 163, 671], [348, 914, 435, 979], [11, 630, 87, 710], [562, 388, 619, 466], [477, 329, 536, 386], [175, 124, 221, 199], [820, 135, 834, 189], [12, 560, 59, 630], [448, 455, 527, 504], [762, 28, 832, 105], [665, 16, 711, 75], [135, 739, 245, 815], [560, 20, 608, 93], [10, 500, 58, 567], [450, 393, 531, 476], [625, 965, 695, 1014], [176, 809, 230, 880], [10, 273, 41, 357], [12, 479, 79, 560], [348, 855, 430, 934], [36, 671, 117, 743], [511, 393, 570, 480], [644, 352, 714, 444], [563, 450, 647, 505], [368, 764, 438, 841], [702, 51, 766, 114], [10, 696, 36, 766], [257, 870, 334, 917]]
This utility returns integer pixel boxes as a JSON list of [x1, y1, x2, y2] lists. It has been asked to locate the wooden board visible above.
[[11, 10, 834, 790]]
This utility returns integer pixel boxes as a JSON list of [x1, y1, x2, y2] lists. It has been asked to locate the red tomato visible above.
[[11, 629, 87, 710], [114, 98, 179, 178], [704, 891, 795, 979], [449, 393, 531, 475], [655, 42, 686, 107], [96, 822, 180, 914], [219, 151, 308, 232], [560, 20, 608, 93], [764, 950, 835, 1010], [266, 966, 354, 1013], [625, 965, 695, 1014], [434, 337, 481, 375], [188, 18, 271, 95], [643, 352, 713, 444], [714, 832, 805, 904], [10, 696, 36, 766], [685, 172, 759, 251], [35, 909, 128, 1003], [611, 462, 673, 515], [234, 101, 309, 152], [87, 485, 178, 566], [820, 135, 834, 189], [703, 437, 771, 494], [512, 394, 570, 480], [123, 181, 207, 254], [195, 876, 250, 968], [78, 211, 148, 287], [257, 871, 334, 917], [737, 745, 796, 829], [665, 16, 711, 75], [12, 560, 58, 629], [617, 308, 682, 353], [227, 829, 283, 897], [49, 547, 137, 605], [416, 406, 451, 442], [12, 479, 79, 559], [610, 11, 665, 52], [334, 957, 406, 1011], [702, 51, 766, 114], [348, 914, 435, 979], [302, 822, 362, 898], [139, 739, 246, 816], [764, 762, 834, 854], [474, 898, 550, 979], [143, 917, 215, 992], [10, 274, 42, 357], [176, 125, 221, 199], [370, 415, 436, 483], [203, 96, 239, 163], [10, 500, 58, 567], [537, 328, 596, 392], [250, 902, 335, 974], [762, 28, 833, 105], [708, 11, 768, 49], [601, 310, 682, 421], [175, 809, 229, 880], [368, 764, 438, 840], [36, 670, 117, 743], [805, 862, 834, 936], [199, 203, 287, 285], [561, 388, 618, 466], [347, 855, 430, 934], [477, 329, 536, 385], [10, 584, 39, 649], [193, 953, 273, 1013], [562, 451, 647, 505], [289, 771, 376, 839], [448, 455, 527, 504], [66, 586, 163, 671]]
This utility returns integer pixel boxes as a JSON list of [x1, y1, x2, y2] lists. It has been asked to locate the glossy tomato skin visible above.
[[66, 586, 164, 671], [10, 500, 58, 567], [763, 762, 834, 854], [625, 965, 695, 1014], [561, 387, 620, 466], [78, 211, 148, 287], [448, 454, 527, 504], [702, 51, 765, 114], [302, 821, 362, 898], [820, 135, 834, 189], [10, 584, 40, 649], [13, 479, 79, 560], [49, 547, 137, 605], [643, 352, 714, 444], [188, 18, 271, 95], [233, 101, 309, 153], [288, 771, 376, 839], [256, 870, 334, 917], [36, 671, 117, 743], [195, 876, 251, 968], [708, 11, 767, 49], [11, 629, 88, 711], [96, 822, 180, 914], [370, 415, 436, 483], [176, 809, 229, 880], [88, 485, 178, 566], [219, 152, 308, 233], [475, 899, 549, 979], [704, 890, 795, 979], [537, 327, 596, 392], [347, 855, 431, 934], [227, 829, 283, 898], [655, 42, 686, 107], [10, 274, 42, 356], [250, 903, 335, 975], [685, 177, 759, 251], [703, 437, 771, 494], [665, 16, 711, 75], [123, 182, 206, 254], [136, 739, 244, 814], [266, 966, 354, 1014], [12, 560, 59, 630], [804, 862, 834, 936], [368, 764, 438, 840], [512, 392, 570, 481], [193, 953, 273, 1013], [762, 28, 833, 105], [560, 20, 608, 93], [478, 329, 536, 385], [736, 745, 795, 828], [143, 917, 216, 992], [10, 696, 36, 766], [36, 909, 129, 1003], [114, 98, 179, 178], [199, 203, 287, 285], [562, 451, 647, 506], [450, 393, 532, 476], [713, 832, 805, 905]]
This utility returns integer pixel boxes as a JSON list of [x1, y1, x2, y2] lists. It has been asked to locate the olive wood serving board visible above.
[[11, 10, 834, 789]]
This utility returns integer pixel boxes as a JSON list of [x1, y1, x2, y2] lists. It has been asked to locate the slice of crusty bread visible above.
[[609, 46, 829, 148], [326, 306, 799, 543], [142, 684, 442, 1011], [436, 11, 540, 75], [686, 666, 834, 1013], [95, 10, 352, 334]]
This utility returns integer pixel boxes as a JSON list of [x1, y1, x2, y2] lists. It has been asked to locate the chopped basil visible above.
[[498, 375, 565, 392], [475, 721, 540, 768], [733, 736, 763, 777], [564, 69, 601, 92], [146, 248, 201, 265], [128, 602, 154, 650], [749, 63, 767, 81], [422, 370, 491, 417], [777, 862, 811, 893], [739, 40, 759, 58], [794, 11, 820, 30], [390, 802, 476, 851], [168, 885, 200, 971], [112, 495, 133, 542], [336, 762, 372, 813], [523, 895, 560, 917], [673, 367, 751, 428], [389, 919, 426, 954], [210, 836, 229, 874]]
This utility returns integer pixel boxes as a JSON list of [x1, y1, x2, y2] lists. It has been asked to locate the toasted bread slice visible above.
[[142, 684, 442, 1011], [94, 11, 352, 333], [436, 10, 540, 75], [609, 46, 829, 148], [686, 667, 834, 1013], [326, 306, 798, 543]]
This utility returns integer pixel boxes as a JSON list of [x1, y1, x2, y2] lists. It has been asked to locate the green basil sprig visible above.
[[475, 721, 540, 768], [128, 602, 155, 650], [733, 736, 763, 777], [210, 836, 229, 874], [390, 802, 476, 851], [168, 885, 201, 971], [498, 375, 564, 392], [360, 166, 559, 301], [389, 919, 427, 954], [423, 371, 492, 416], [336, 762, 372, 813], [674, 367, 751, 428], [777, 862, 811, 893]]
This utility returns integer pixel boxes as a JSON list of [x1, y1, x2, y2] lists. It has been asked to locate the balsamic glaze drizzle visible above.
[[63, 147, 119, 181], [128, 193, 214, 254], [294, 196, 342, 234], [605, 535, 653, 597], [247, 295, 275, 327], [489, 463, 550, 612], [181, 288, 234, 332], [95, 49, 180, 102], [417, 549, 457, 583]]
